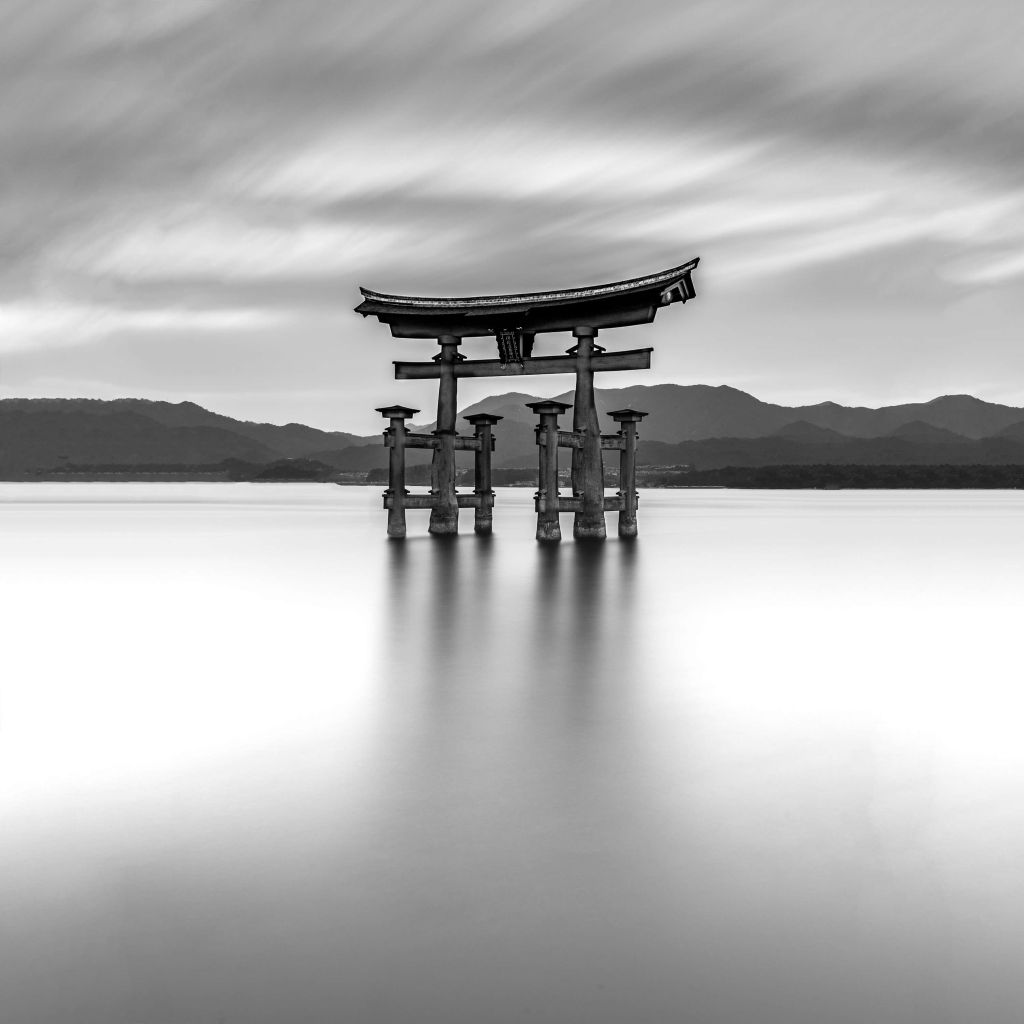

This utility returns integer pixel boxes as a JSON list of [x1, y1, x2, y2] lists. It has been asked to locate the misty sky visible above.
[[3, 0, 1024, 431]]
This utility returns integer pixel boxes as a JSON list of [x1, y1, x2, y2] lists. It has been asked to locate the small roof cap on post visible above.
[[608, 408, 648, 423], [375, 404, 419, 419], [464, 412, 504, 425], [525, 399, 573, 415]]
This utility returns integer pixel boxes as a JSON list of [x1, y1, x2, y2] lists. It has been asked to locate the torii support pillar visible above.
[[464, 412, 502, 535], [376, 404, 419, 539], [609, 408, 647, 538], [571, 326, 606, 540], [527, 400, 572, 543], [429, 335, 461, 535]]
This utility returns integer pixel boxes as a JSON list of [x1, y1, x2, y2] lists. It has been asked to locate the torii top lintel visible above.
[[354, 258, 699, 339]]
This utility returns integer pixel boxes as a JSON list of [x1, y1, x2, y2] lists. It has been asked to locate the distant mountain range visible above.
[[7, 387, 1024, 479], [332, 385, 1024, 472], [0, 398, 361, 476]]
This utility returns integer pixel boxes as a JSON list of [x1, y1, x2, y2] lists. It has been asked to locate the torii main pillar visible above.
[[570, 326, 606, 539], [428, 335, 461, 535], [354, 258, 699, 538]]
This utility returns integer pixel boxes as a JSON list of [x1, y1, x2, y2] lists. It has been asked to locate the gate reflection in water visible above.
[[2, 485, 1024, 1024]]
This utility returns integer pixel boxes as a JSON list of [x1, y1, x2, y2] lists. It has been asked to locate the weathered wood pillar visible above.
[[527, 400, 571, 543], [464, 412, 502, 535], [429, 335, 461, 535], [609, 409, 647, 538], [376, 404, 418, 538], [570, 326, 606, 539]]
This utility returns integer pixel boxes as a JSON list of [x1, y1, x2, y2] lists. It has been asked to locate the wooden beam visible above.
[[399, 433, 437, 450], [394, 348, 652, 380], [552, 495, 624, 512], [381, 302, 659, 338], [394, 433, 484, 451], [384, 493, 434, 510], [383, 492, 482, 510], [545, 430, 625, 450]]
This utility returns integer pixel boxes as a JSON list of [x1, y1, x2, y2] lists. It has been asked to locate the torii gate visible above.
[[355, 258, 699, 540]]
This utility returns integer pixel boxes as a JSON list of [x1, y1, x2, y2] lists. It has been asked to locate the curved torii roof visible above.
[[355, 258, 699, 339]]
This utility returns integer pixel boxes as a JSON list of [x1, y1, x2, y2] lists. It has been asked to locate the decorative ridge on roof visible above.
[[357, 258, 699, 311]]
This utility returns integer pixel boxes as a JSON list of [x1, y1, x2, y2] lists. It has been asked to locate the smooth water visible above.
[[2, 484, 1024, 1024]]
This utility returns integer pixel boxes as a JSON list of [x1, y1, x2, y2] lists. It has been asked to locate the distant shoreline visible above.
[[9, 463, 1024, 489]]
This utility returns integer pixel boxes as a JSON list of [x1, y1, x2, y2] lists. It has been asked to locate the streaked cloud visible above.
[[0, 300, 286, 353], [64, 210, 429, 282], [2, 0, 1023, 426], [948, 249, 1024, 285]]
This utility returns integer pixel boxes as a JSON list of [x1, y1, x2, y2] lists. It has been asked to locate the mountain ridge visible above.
[[452, 385, 1024, 443], [5, 388, 1024, 478]]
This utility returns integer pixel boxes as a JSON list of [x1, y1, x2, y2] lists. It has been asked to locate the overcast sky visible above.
[[3, 0, 1024, 430]]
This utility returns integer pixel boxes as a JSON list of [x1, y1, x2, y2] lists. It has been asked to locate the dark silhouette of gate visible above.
[[356, 259, 699, 540]]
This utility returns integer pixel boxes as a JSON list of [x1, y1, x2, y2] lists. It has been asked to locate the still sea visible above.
[[2, 484, 1023, 1024]]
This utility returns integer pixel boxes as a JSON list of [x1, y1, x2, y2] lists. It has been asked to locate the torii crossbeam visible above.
[[356, 258, 699, 539]]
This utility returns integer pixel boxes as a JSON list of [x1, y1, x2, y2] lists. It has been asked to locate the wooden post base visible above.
[[385, 490, 407, 539], [536, 518, 561, 543], [573, 517, 607, 540], [473, 495, 494, 535], [427, 508, 459, 535]]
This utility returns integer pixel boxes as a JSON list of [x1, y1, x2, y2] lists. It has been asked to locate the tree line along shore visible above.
[[18, 460, 1024, 489]]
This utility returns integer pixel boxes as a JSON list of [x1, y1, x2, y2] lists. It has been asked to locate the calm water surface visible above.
[[2, 484, 1024, 1023]]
